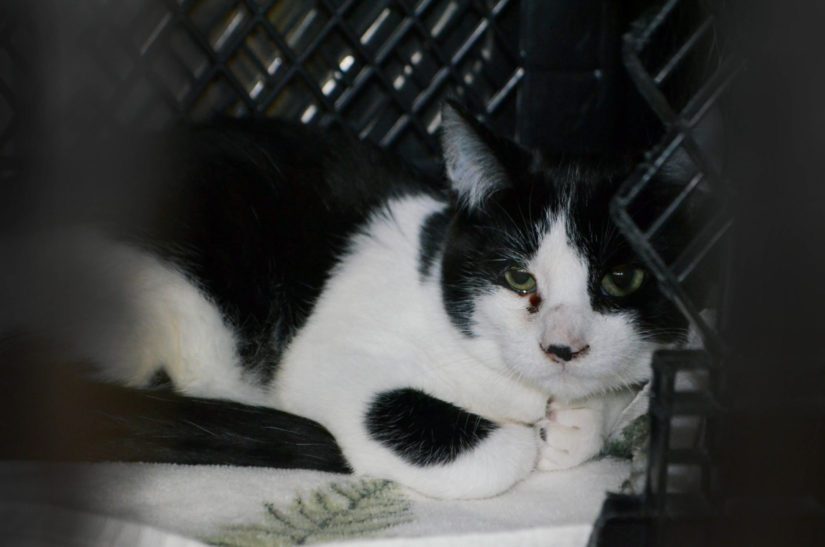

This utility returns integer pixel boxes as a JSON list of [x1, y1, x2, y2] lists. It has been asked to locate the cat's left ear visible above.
[[660, 108, 724, 188], [440, 101, 511, 210]]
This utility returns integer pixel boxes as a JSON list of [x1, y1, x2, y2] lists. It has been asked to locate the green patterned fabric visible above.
[[601, 414, 650, 460], [206, 478, 413, 546]]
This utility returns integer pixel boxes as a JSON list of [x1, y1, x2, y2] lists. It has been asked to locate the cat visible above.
[[0, 103, 693, 499]]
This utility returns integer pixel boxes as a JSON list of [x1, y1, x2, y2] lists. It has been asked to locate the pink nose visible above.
[[540, 343, 590, 363]]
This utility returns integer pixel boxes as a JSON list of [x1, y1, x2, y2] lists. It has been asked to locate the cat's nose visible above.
[[540, 343, 590, 363]]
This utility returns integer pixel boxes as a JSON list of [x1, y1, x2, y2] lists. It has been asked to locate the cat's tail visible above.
[[0, 231, 350, 472], [0, 358, 352, 473]]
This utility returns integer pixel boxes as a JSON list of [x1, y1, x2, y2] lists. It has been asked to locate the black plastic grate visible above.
[[616, 0, 733, 357], [591, 1, 736, 544], [3, 1, 766, 543], [68, 0, 521, 165], [621, 0, 732, 512]]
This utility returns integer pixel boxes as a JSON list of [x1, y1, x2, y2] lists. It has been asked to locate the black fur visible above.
[[563, 165, 695, 340], [146, 368, 174, 390], [82, 385, 352, 471], [417, 208, 450, 280], [25, 110, 695, 474], [0, 361, 350, 472], [438, 106, 693, 344], [365, 388, 497, 466], [124, 119, 443, 383]]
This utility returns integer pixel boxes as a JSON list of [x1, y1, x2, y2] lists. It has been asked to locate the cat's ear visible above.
[[661, 108, 724, 187], [440, 101, 510, 210]]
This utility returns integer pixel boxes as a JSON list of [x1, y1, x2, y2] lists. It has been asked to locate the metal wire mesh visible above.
[[66, 0, 521, 165]]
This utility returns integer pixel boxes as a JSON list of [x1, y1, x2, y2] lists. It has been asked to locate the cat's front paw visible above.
[[536, 399, 605, 471]]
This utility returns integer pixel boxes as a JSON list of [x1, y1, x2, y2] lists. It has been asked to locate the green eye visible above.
[[504, 269, 537, 294], [601, 266, 646, 297]]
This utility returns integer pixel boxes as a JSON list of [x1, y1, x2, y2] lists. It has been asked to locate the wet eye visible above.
[[503, 269, 537, 294], [601, 266, 646, 297]]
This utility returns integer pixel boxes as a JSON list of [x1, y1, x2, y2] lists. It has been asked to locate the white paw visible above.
[[536, 400, 605, 471]]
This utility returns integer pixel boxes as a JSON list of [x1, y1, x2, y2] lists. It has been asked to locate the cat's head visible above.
[[438, 103, 696, 401]]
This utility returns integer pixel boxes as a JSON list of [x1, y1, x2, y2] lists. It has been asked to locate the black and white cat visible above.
[[0, 104, 691, 499]]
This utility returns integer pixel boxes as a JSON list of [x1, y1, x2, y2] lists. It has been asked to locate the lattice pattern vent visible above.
[[72, 0, 521, 164]]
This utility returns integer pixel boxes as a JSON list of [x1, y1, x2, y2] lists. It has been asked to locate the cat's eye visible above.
[[601, 266, 646, 297], [503, 269, 537, 294]]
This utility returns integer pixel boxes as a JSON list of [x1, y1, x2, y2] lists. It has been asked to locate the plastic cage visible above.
[[31, 0, 524, 170], [0, 0, 762, 545], [589, 0, 733, 544], [591, 0, 825, 543], [0, 0, 662, 168]]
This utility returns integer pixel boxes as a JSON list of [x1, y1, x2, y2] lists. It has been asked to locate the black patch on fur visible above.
[[438, 109, 694, 344], [365, 388, 497, 466], [439, 147, 551, 336], [146, 368, 174, 390], [95, 388, 352, 472], [0, 361, 351, 473], [559, 165, 694, 343], [120, 119, 443, 383], [418, 209, 450, 279]]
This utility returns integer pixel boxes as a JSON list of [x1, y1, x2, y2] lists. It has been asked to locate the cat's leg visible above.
[[536, 398, 607, 471], [537, 389, 642, 471], [347, 387, 540, 499]]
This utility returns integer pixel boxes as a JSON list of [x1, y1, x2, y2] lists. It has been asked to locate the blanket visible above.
[[0, 458, 630, 546]]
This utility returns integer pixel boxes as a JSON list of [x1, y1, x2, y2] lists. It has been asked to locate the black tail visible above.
[[1, 359, 351, 473]]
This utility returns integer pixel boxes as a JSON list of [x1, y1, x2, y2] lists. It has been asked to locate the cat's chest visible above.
[[418, 337, 549, 424], [276, 306, 546, 425], [272, 196, 547, 424], [278, 293, 548, 425]]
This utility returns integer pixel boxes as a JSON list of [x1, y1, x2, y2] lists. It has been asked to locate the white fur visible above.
[[0, 230, 267, 405], [441, 107, 507, 209], [272, 195, 548, 498], [473, 216, 655, 402], [1, 196, 653, 499], [537, 398, 606, 471], [537, 389, 641, 471]]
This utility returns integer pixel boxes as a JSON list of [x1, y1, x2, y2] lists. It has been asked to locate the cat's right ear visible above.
[[440, 101, 510, 211]]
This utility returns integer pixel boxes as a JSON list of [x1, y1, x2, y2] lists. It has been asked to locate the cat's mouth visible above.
[[520, 344, 617, 384], [521, 342, 656, 398], [520, 353, 591, 381], [539, 342, 591, 364]]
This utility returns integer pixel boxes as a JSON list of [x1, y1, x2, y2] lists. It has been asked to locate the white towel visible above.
[[0, 458, 630, 546]]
